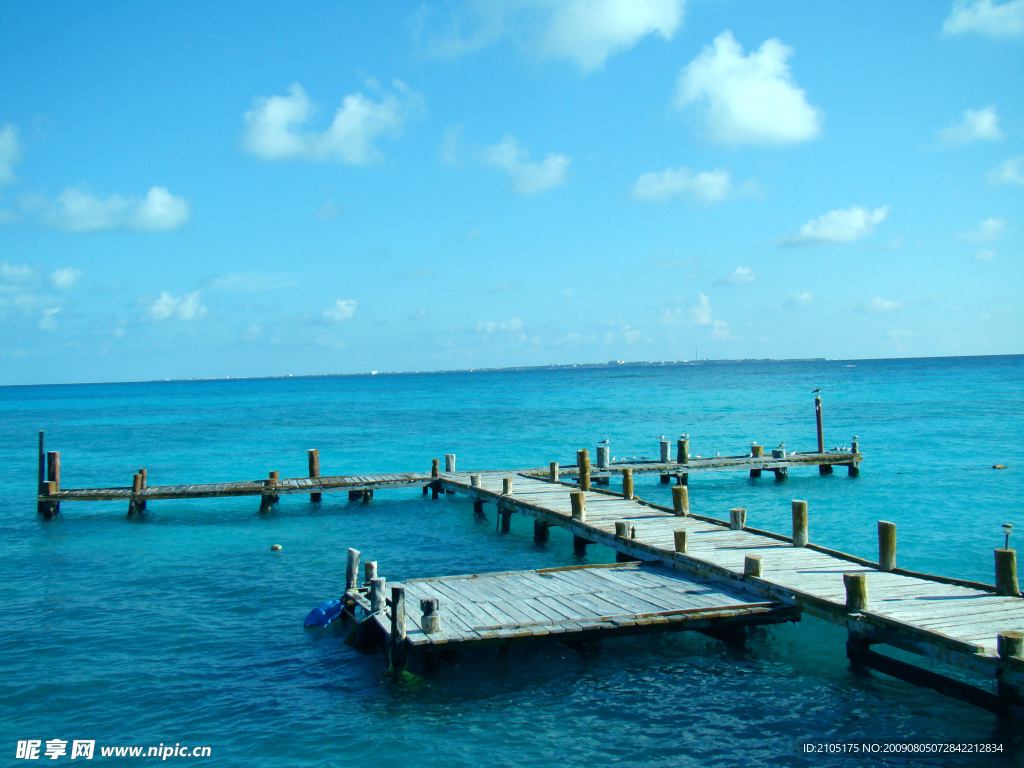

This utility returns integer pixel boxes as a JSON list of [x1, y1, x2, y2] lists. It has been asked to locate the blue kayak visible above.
[[304, 598, 344, 627]]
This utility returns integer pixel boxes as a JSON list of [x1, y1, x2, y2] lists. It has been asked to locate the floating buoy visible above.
[[271, 544, 282, 551], [993, 464, 1006, 470]]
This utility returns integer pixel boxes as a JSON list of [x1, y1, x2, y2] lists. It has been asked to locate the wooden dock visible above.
[[408, 468, 1022, 716], [344, 561, 798, 661]]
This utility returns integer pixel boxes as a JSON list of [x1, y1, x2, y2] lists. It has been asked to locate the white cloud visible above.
[[942, 0, 1024, 37], [476, 316, 524, 333], [782, 205, 889, 245], [39, 307, 60, 331], [717, 266, 756, 285], [1, 261, 35, 285], [145, 291, 207, 322], [674, 30, 823, 146], [787, 292, 814, 306], [0, 123, 20, 189], [323, 299, 357, 322], [422, 0, 685, 72], [50, 267, 84, 290], [938, 105, 1003, 145], [439, 125, 464, 166], [242, 81, 422, 165], [958, 217, 1005, 242], [688, 292, 730, 337], [975, 249, 997, 260], [988, 155, 1024, 185], [43, 186, 190, 233], [482, 135, 569, 194], [861, 297, 904, 313], [631, 166, 739, 203]]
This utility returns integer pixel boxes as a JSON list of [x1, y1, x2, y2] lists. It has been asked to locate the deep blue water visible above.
[[1, 356, 1023, 766]]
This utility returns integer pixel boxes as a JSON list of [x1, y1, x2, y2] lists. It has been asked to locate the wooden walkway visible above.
[[431, 470, 1024, 714], [348, 561, 797, 652]]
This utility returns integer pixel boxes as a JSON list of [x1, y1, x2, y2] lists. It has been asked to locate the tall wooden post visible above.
[[570, 491, 586, 521], [364, 561, 378, 585], [445, 454, 456, 472], [390, 586, 407, 670], [622, 469, 634, 500], [534, 520, 550, 543], [128, 472, 145, 516], [672, 485, 688, 516], [40, 481, 58, 519], [791, 500, 808, 547], [673, 529, 688, 554], [878, 521, 897, 572], [995, 549, 1019, 596], [660, 440, 670, 483], [844, 573, 868, 611], [677, 438, 689, 464], [370, 577, 387, 613], [577, 449, 590, 491], [346, 548, 361, 592], [38, 431, 45, 491], [431, 459, 439, 479], [47, 451, 61, 492], [549, 462, 559, 482], [815, 395, 825, 453], [308, 449, 321, 502], [729, 507, 746, 530]]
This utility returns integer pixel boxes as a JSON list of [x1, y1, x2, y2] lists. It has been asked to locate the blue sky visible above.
[[1, 0, 1022, 385]]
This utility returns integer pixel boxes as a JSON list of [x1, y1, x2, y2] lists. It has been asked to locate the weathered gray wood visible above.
[[745, 555, 763, 578], [390, 586, 407, 669], [470, 474, 481, 488], [47, 451, 60, 492], [346, 548, 361, 591], [677, 438, 689, 464], [370, 577, 386, 613], [672, 485, 688, 516], [445, 454, 456, 472], [815, 395, 824, 453], [549, 462, 559, 482], [792, 500, 808, 547], [995, 549, 1020, 597], [878, 521, 897, 572], [729, 507, 746, 530], [570, 491, 586, 521], [674, 529, 688, 554], [308, 449, 321, 502], [502, 477, 513, 495], [577, 449, 591, 491], [998, 631, 1023, 659], [845, 573, 868, 611], [596, 445, 609, 469], [364, 560, 378, 585]]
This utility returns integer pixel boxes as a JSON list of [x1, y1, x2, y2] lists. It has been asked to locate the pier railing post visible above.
[[420, 598, 441, 634], [660, 440, 670, 483], [672, 485, 688, 516], [815, 395, 825, 454], [39, 480, 58, 518], [677, 438, 689, 464], [346, 548, 361, 592], [729, 507, 746, 530], [370, 577, 387, 613], [128, 473, 144, 516], [791, 501, 808, 547], [750, 442, 762, 478], [364, 561, 378, 585], [38, 431, 46, 492], [445, 454, 456, 472], [47, 451, 61, 492], [308, 449, 321, 503], [673, 529, 688, 554], [577, 449, 590, 491], [570, 491, 586, 521], [390, 586, 407, 670], [549, 462, 559, 482], [995, 549, 1020, 597], [844, 573, 868, 611], [622, 468, 634, 500], [744, 555, 763, 578], [878, 521, 897, 572], [431, 459, 439, 479]]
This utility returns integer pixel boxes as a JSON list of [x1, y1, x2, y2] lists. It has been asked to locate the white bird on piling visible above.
[[812, 388, 822, 394], [598, 438, 609, 445], [680, 433, 689, 440]]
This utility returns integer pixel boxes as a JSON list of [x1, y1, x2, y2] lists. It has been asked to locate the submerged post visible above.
[[791, 500, 808, 547], [308, 449, 321, 503], [390, 586, 407, 670], [995, 549, 1019, 597], [346, 548, 361, 592], [672, 485, 689, 516], [878, 521, 897, 572], [534, 520, 550, 543]]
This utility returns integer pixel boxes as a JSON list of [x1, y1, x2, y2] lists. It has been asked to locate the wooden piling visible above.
[[361, 489, 372, 504], [751, 444, 764, 458], [596, 445, 609, 470], [500, 504, 512, 533], [390, 586, 407, 670], [420, 598, 441, 634], [502, 477, 513, 496], [998, 631, 1023, 660], [844, 573, 868, 611], [677, 438, 689, 464], [128, 473, 144, 516], [573, 535, 590, 555], [676, 473, 688, 486], [791, 500, 808, 547], [750, 468, 762, 478], [470, 474, 481, 488], [473, 499, 484, 514], [37, 431, 45, 491], [534, 520, 549, 543], [259, 472, 279, 513], [346, 548, 361, 592], [549, 462, 559, 482], [308, 449, 321, 502], [570, 491, 586, 521], [431, 481, 439, 500], [729, 507, 746, 531], [139, 468, 147, 488], [364, 561, 378, 585], [815, 395, 824, 454], [878, 521, 897, 572], [39, 480, 58, 518], [47, 451, 61, 492], [577, 449, 591, 491], [615, 521, 630, 538], [673, 529, 688, 554], [431, 459, 439, 479], [659, 440, 670, 483], [445, 454, 456, 472], [995, 549, 1019, 597], [369, 577, 386, 613], [744, 555, 763, 578], [773, 467, 788, 481], [672, 485, 689, 516], [622, 468, 634, 500]]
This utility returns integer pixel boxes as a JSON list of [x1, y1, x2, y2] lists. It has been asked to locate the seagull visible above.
[[598, 438, 609, 445], [659, 435, 665, 440], [840, 444, 848, 451], [715, 451, 720, 457], [812, 388, 822, 393], [778, 442, 785, 449], [680, 433, 689, 439]]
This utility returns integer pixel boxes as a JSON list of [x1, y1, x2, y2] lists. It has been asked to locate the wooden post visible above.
[[260, 471, 279, 512], [39, 480, 58, 518], [573, 535, 590, 555], [346, 548, 361, 592], [577, 449, 590, 491], [596, 445, 609, 469], [534, 520, 549, 543], [615, 521, 629, 538], [659, 440, 670, 483], [549, 462, 559, 482], [751, 444, 764, 458], [744, 554, 763, 578], [677, 438, 689, 464], [38, 431, 45, 492], [570, 491, 586, 521], [729, 507, 746, 530], [370, 577, 387, 613], [470, 474, 481, 488], [364, 561, 378, 585], [815, 395, 825, 454], [676, 473, 688, 486], [361, 489, 372, 503], [390, 586, 407, 670], [878, 521, 897, 572], [750, 468, 762, 478], [47, 451, 60, 492], [672, 485, 689, 516], [673, 529, 688, 554], [445, 454, 456, 472], [473, 499, 484, 514], [308, 449, 321, 502], [995, 549, 1019, 596], [502, 477, 513, 495], [500, 502, 512, 533], [431, 481, 439, 500], [420, 598, 441, 634], [128, 473, 143, 516], [791, 500, 808, 547], [844, 573, 868, 611], [431, 459, 439, 479], [773, 467, 788, 481], [998, 631, 1023, 659], [622, 468, 634, 500], [139, 468, 147, 488]]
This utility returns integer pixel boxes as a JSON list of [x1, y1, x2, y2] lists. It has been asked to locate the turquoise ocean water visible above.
[[1, 355, 1023, 766]]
